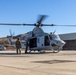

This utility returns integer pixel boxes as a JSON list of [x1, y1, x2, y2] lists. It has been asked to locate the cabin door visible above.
[[37, 36, 44, 48]]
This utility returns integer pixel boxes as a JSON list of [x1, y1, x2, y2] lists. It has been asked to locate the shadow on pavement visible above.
[[32, 59, 76, 64]]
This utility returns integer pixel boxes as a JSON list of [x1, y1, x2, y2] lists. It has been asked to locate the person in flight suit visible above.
[[15, 38, 21, 54]]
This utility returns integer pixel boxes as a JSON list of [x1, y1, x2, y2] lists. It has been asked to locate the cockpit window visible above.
[[50, 34, 60, 40]]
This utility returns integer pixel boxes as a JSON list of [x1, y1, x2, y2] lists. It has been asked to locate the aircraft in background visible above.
[[7, 36, 26, 49], [0, 45, 6, 50]]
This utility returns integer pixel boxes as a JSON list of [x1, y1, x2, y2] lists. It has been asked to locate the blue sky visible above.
[[0, 0, 76, 37]]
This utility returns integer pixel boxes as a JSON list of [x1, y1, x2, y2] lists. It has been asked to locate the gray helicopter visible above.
[[0, 15, 67, 53]]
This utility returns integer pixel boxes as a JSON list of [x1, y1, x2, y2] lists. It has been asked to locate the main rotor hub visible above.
[[36, 23, 42, 27]]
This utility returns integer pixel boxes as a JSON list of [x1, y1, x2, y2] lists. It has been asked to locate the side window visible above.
[[44, 36, 50, 46]]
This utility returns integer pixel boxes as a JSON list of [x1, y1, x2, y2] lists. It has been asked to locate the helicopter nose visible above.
[[58, 40, 66, 46], [51, 40, 65, 47]]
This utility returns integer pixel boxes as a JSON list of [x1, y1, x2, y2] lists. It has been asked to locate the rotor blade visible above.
[[57, 25, 76, 27], [41, 24, 76, 27], [41, 24, 56, 26], [0, 23, 76, 27], [37, 15, 48, 24], [0, 23, 35, 26]]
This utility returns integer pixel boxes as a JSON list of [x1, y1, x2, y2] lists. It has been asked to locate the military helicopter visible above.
[[0, 15, 66, 53]]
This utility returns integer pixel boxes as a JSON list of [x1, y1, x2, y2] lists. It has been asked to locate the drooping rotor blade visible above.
[[37, 15, 48, 25], [0, 23, 35, 26]]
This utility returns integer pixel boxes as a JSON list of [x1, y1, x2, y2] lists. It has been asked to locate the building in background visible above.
[[59, 33, 76, 50]]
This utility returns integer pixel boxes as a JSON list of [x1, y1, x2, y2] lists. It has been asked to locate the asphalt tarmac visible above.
[[0, 50, 76, 75]]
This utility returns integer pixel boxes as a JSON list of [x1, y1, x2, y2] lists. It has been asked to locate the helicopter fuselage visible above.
[[24, 26, 65, 53], [27, 33, 65, 52], [7, 27, 65, 53]]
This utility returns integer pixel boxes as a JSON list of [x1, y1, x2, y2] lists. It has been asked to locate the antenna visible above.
[[53, 30, 56, 34]]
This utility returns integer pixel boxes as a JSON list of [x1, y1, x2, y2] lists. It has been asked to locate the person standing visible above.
[[25, 38, 29, 53], [15, 38, 21, 54]]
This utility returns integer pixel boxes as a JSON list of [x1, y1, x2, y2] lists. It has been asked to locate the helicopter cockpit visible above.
[[49, 33, 65, 50], [49, 34, 60, 40]]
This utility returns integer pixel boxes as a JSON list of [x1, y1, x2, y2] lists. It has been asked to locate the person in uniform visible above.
[[15, 38, 21, 54], [25, 38, 29, 53]]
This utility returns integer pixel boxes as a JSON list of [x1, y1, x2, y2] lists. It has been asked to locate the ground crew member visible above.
[[15, 38, 21, 54], [25, 38, 29, 53]]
